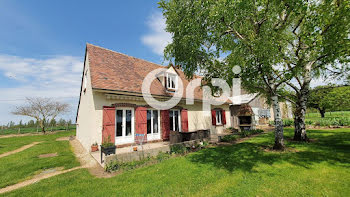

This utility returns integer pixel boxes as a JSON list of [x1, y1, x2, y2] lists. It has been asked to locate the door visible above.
[[147, 109, 161, 141], [115, 108, 134, 145], [169, 110, 181, 132]]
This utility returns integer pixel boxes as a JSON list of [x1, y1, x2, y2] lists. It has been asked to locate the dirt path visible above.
[[69, 138, 115, 178], [0, 142, 42, 159], [0, 166, 83, 194]]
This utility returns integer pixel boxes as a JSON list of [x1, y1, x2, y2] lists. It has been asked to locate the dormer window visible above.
[[166, 73, 177, 90]]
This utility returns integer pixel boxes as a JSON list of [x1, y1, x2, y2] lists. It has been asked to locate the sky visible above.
[[0, 1, 341, 125], [0, 0, 171, 125]]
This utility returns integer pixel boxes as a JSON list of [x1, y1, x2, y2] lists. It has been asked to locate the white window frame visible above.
[[166, 73, 177, 90], [147, 109, 161, 141], [170, 110, 181, 132], [216, 109, 222, 125], [115, 108, 135, 145]]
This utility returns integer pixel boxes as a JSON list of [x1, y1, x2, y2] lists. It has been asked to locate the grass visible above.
[[1, 128, 350, 196], [0, 125, 76, 135], [0, 130, 80, 188], [306, 111, 350, 121]]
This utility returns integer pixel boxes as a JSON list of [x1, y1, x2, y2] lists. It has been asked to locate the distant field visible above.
[[306, 111, 350, 121], [0, 125, 76, 135]]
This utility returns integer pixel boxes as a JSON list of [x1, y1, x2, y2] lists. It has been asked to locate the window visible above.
[[169, 110, 181, 132], [216, 109, 222, 125], [147, 110, 160, 139], [166, 73, 177, 89]]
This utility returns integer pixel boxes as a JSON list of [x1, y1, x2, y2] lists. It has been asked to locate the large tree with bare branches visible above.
[[12, 97, 70, 133]]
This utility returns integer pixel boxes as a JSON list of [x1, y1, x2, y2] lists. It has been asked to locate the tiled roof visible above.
[[86, 44, 204, 100]]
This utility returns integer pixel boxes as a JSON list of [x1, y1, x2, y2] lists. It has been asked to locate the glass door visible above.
[[147, 110, 160, 141], [115, 108, 134, 145]]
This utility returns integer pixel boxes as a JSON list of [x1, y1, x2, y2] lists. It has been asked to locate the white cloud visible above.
[[0, 54, 83, 124], [141, 11, 172, 56]]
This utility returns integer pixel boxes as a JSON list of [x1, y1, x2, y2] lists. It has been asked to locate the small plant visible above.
[[91, 142, 99, 152], [105, 157, 152, 172], [156, 152, 170, 162], [283, 119, 294, 127], [170, 144, 187, 154], [102, 135, 114, 148], [221, 135, 237, 142]]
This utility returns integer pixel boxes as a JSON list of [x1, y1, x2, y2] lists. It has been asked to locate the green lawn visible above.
[[1, 128, 350, 196], [306, 111, 350, 121], [0, 131, 80, 188]]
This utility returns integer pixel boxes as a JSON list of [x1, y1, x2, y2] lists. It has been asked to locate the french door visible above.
[[169, 110, 181, 132], [115, 108, 134, 145], [147, 110, 160, 141]]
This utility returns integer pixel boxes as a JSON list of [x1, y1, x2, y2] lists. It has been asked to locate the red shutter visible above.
[[222, 109, 226, 125], [135, 106, 148, 143], [211, 109, 216, 126], [181, 109, 189, 132], [161, 110, 170, 140], [102, 106, 116, 144]]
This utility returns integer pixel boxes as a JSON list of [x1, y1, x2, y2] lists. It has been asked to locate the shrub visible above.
[[221, 135, 237, 142], [156, 152, 170, 162], [283, 119, 294, 127], [105, 157, 151, 172], [170, 144, 187, 154]]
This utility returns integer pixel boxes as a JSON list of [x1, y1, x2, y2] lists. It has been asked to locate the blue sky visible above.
[[0, 0, 171, 124]]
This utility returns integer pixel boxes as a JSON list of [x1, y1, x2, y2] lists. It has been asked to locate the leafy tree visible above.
[[27, 120, 35, 127], [12, 97, 70, 133], [58, 118, 67, 126], [308, 85, 350, 117], [160, 0, 350, 144], [50, 118, 57, 127]]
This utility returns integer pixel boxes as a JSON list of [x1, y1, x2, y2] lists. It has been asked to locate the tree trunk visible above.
[[293, 62, 312, 141], [271, 95, 285, 150], [293, 101, 308, 141], [319, 108, 326, 118]]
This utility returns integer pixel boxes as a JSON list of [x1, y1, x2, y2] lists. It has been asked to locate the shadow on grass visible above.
[[187, 130, 350, 172]]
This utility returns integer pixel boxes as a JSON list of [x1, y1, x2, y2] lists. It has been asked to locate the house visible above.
[[76, 44, 291, 152], [76, 44, 232, 151]]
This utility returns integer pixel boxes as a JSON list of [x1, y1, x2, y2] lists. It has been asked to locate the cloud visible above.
[[0, 54, 83, 124], [141, 11, 172, 56]]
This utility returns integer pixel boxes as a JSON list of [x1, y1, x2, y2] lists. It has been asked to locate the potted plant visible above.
[[101, 135, 116, 155], [100, 135, 116, 163], [91, 142, 99, 152]]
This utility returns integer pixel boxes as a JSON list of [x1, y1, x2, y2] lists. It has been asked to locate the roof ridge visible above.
[[86, 43, 167, 69]]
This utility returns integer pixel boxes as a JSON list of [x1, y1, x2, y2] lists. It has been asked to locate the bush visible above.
[[170, 144, 187, 154], [156, 152, 170, 162], [239, 129, 264, 137], [221, 135, 237, 142], [269, 119, 295, 127], [283, 119, 294, 127], [105, 157, 151, 172]]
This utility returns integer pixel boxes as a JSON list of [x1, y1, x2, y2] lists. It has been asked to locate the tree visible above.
[[160, 0, 350, 143], [12, 97, 70, 133], [58, 118, 67, 126], [159, 0, 311, 150], [278, 0, 350, 141], [308, 85, 350, 117]]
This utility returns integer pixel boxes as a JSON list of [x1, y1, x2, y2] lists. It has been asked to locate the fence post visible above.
[[18, 128, 20, 134]]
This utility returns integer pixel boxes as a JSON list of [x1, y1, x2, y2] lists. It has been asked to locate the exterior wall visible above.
[[76, 54, 97, 151], [78, 85, 232, 151]]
